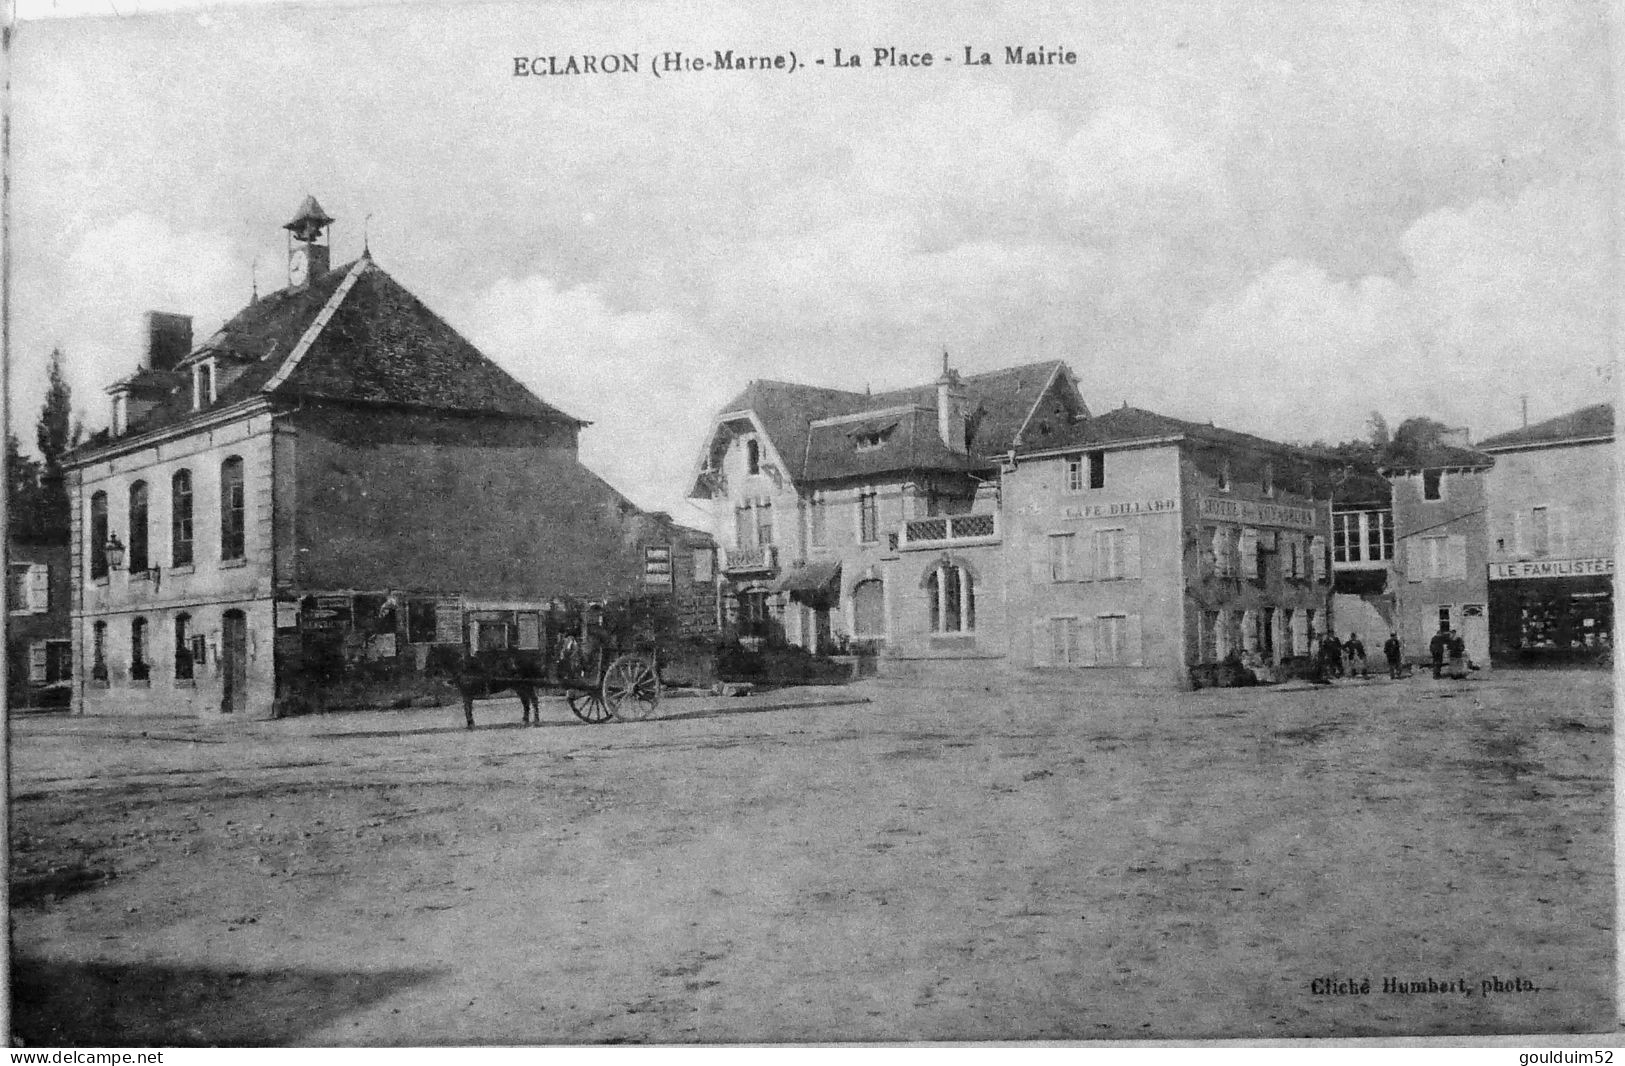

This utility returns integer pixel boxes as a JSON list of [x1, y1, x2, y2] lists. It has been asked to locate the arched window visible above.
[[925, 562, 975, 634], [746, 438, 761, 476], [853, 579, 885, 638], [130, 617, 149, 681], [128, 481, 149, 573], [92, 621, 108, 682], [220, 457, 245, 560], [171, 469, 194, 567], [89, 491, 109, 579], [174, 613, 194, 681]]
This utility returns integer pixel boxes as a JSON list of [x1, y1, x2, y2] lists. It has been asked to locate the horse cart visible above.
[[433, 623, 667, 730]]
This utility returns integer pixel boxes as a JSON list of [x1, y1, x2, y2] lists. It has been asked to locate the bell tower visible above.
[[283, 194, 335, 289]]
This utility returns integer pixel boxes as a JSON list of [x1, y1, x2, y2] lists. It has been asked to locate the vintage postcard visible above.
[[4, 0, 1616, 1046]]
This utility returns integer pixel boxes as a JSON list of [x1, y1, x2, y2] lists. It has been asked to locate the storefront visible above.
[[1488, 557, 1613, 662]]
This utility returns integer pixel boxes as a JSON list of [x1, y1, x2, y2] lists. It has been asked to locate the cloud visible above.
[[455, 275, 731, 520], [1165, 181, 1614, 442], [12, 212, 243, 437]]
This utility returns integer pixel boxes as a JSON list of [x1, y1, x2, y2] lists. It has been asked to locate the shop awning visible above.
[[772, 559, 842, 595]]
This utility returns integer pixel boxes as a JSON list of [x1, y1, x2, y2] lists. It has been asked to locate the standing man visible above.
[[1344, 632, 1368, 679], [1319, 630, 1344, 680], [1429, 624, 1449, 680], [1383, 632, 1404, 679], [1447, 629, 1468, 680]]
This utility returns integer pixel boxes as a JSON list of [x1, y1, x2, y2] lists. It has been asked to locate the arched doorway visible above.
[[221, 610, 248, 714]]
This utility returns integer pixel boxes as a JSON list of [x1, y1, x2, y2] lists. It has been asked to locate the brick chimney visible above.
[[144, 311, 193, 372], [936, 352, 968, 455]]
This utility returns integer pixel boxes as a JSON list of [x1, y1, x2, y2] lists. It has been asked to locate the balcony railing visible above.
[[898, 512, 1000, 550], [725, 544, 779, 574]]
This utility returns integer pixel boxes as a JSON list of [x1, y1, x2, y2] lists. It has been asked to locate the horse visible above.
[[426, 646, 546, 729]]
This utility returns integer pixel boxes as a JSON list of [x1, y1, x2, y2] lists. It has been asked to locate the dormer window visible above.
[[854, 426, 896, 452], [193, 359, 215, 410], [746, 438, 761, 475]]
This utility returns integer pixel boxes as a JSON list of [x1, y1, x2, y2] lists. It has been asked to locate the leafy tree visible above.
[[1385, 416, 1451, 469], [30, 349, 78, 540], [6, 431, 44, 540]]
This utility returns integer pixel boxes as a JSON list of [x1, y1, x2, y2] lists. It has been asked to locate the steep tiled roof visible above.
[[697, 361, 1075, 491], [1380, 441, 1494, 473], [1476, 403, 1615, 451], [802, 406, 984, 482], [1017, 404, 1318, 458], [87, 257, 578, 450]]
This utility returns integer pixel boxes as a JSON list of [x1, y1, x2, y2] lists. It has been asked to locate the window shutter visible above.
[[1124, 614, 1144, 666], [1239, 528, 1259, 579], [1030, 540, 1051, 586], [1310, 536, 1327, 582], [1123, 530, 1142, 579], [1074, 618, 1096, 667], [1031, 619, 1050, 667], [1555, 506, 1572, 556], [29, 641, 47, 683], [1051, 618, 1071, 666], [1214, 612, 1230, 661], [1446, 535, 1467, 579], [1048, 534, 1071, 583], [1513, 510, 1528, 557], [27, 564, 49, 613], [1291, 609, 1308, 652], [1211, 527, 1232, 576]]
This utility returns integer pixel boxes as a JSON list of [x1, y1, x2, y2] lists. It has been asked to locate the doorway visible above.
[[221, 610, 247, 714]]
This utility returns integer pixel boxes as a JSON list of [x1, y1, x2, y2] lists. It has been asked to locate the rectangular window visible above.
[[1531, 506, 1550, 556], [1423, 470, 1443, 501], [1377, 511, 1395, 561], [1048, 533, 1074, 582], [171, 471, 194, 567], [46, 640, 71, 684], [859, 491, 878, 544], [1066, 458, 1084, 493], [29, 641, 47, 684], [407, 600, 438, 644], [1088, 451, 1105, 490], [755, 502, 774, 547], [174, 616, 194, 681], [220, 458, 245, 561], [693, 547, 715, 583], [735, 506, 753, 548], [809, 496, 827, 547]]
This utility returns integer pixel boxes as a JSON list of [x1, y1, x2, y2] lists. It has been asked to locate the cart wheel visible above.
[[567, 688, 614, 724], [603, 654, 662, 721]]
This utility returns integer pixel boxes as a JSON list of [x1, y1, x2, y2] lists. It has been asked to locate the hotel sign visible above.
[[1197, 496, 1319, 531], [1060, 497, 1179, 520], [1489, 557, 1614, 581]]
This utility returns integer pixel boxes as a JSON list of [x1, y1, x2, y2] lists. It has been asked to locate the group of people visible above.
[[1428, 626, 1473, 680], [1311, 630, 1412, 681]]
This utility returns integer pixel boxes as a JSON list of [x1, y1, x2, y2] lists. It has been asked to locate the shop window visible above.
[[128, 481, 149, 573], [171, 469, 194, 567]]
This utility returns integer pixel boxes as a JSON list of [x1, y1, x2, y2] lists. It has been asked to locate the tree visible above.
[[6, 431, 44, 540], [1386, 416, 1451, 469], [30, 349, 78, 540]]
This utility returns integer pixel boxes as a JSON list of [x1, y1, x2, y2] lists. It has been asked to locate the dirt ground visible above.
[[7, 669, 1614, 1045]]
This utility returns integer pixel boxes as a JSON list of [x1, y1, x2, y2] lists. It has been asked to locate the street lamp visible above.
[[104, 534, 126, 571]]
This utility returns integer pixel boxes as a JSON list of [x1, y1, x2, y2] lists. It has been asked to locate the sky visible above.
[[7, 0, 1618, 521]]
